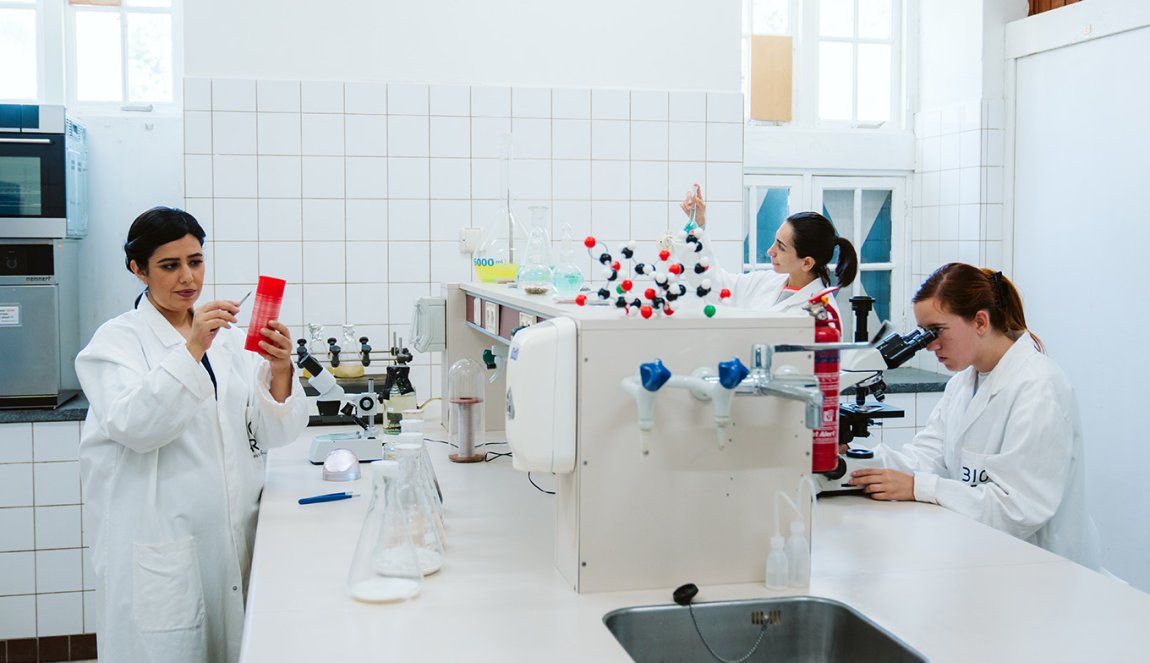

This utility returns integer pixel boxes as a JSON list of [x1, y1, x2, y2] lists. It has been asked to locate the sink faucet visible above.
[[699, 332, 889, 430]]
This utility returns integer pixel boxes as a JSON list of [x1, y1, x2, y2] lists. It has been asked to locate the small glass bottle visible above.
[[395, 443, 446, 575], [347, 461, 423, 603], [551, 223, 585, 298]]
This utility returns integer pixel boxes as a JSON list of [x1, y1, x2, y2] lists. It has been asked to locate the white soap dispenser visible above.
[[785, 519, 810, 587], [766, 535, 789, 589]]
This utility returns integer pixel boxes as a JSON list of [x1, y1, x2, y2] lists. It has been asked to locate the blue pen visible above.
[[298, 491, 358, 505]]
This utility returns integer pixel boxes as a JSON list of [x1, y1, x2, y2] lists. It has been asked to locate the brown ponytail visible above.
[[913, 263, 1043, 352]]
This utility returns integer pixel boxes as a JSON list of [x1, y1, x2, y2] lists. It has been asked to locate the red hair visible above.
[[913, 263, 1043, 352]]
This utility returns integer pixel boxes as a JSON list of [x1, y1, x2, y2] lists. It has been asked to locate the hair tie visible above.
[[988, 271, 1006, 309]]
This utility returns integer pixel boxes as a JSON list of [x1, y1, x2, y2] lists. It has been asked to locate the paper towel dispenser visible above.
[[505, 316, 577, 473]]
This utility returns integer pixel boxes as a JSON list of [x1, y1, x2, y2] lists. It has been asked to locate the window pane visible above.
[[858, 0, 891, 39], [860, 189, 892, 263], [818, 42, 852, 121], [0, 9, 38, 100], [857, 43, 891, 123], [819, 0, 854, 38], [856, 270, 891, 331], [75, 11, 123, 101], [127, 12, 172, 102], [752, 0, 789, 35], [748, 187, 792, 264], [125, 0, 171, 7], [821, 189, 855, 247]]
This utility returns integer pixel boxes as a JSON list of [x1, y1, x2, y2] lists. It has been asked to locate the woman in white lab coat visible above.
[[848, 263, 1102, 569], [76, 207, 310, 662], [680, 184, 858, 314]]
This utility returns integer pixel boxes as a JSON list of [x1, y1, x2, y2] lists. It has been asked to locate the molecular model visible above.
[[574, 229, 731, 320]]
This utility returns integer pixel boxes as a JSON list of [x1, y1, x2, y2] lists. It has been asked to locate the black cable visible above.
[[484, 451, 513, 462], [527, 472, 556, 495], [425, 437, 458, 448]]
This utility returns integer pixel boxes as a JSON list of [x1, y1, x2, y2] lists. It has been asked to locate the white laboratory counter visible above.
[[240, 425, 1149, 662]]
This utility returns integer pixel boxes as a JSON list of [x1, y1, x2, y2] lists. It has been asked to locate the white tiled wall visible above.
[[0, 421, 96, 640], [908, 98, 1006, 373], [185, 78, 744, 403]]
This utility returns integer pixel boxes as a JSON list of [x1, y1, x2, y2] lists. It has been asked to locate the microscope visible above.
[[817, 296, 939, 493], [380, 333, 418, 431], [297, 348, 387, 464]]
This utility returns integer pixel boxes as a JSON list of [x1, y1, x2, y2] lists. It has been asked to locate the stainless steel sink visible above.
[[603, 595, 927, 662]]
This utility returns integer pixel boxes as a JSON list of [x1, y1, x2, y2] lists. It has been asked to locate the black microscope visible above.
[[818, 296, 939, 493]]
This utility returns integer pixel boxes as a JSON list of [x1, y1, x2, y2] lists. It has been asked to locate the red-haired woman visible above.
[[849, 262, 1101, 569]]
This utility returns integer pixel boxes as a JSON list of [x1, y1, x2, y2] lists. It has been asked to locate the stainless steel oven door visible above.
[[0, 284, 60, 399], [0, 132, 67, 237]]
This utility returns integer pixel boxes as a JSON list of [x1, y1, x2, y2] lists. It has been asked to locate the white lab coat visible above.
[[871, 332, 1102, 569], [683, 227, 838, 315], [76, 296, 309, 663]]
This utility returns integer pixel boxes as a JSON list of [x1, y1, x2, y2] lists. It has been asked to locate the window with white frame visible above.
[[0, 0, 39, 100], [744, 174, 906, 337], [67, 0, 177, 109], [742, 0, 903, 129]]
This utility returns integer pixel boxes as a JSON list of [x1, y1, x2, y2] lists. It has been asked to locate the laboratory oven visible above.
[[0, 104, 88, 239], [0, 240, 80, 408]]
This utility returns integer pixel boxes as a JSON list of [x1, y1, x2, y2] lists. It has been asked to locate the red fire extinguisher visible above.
[[808, 289, 842, 473]]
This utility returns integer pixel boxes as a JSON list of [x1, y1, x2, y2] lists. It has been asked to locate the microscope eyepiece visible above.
[[876, 326, 939, 369]]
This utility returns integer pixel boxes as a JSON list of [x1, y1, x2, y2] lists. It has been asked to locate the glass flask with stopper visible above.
[[474, 134, 527, 282], [551, 222, 585, 297], [517, 205, 553, 295]]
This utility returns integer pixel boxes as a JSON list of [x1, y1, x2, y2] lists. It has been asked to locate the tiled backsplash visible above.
[[907, 98, 1006, 373], [184, 78, 745, 404], [0, 422, 97, 642]]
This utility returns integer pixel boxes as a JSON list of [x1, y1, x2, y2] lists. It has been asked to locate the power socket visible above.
[[459, 227, 483, 253]]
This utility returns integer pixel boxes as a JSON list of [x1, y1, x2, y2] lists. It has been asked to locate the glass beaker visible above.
[[551, 222, 585, 297], [395, 443, 446, 574], [447, 358, 486, 463], [347, 461, 423, 603]]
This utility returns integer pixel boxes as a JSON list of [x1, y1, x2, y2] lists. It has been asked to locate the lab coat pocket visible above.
[[959, 450, 992, 488], [132, 537, 207, 632]]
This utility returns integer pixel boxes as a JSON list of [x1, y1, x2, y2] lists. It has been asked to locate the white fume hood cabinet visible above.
[[505, 316, 577, 474]]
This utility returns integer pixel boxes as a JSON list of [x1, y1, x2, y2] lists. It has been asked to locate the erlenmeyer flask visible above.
[[347, 461, 423, 602], [395, 443, 446, 575], [551, 222, 585, 297]]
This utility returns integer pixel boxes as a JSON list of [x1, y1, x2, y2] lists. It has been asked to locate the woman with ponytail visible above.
[[848, 263, 1102, 570], [681, 185, 858, 313]]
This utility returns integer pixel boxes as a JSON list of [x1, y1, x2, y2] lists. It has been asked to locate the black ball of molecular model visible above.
[[574, 231, 731, 319]]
